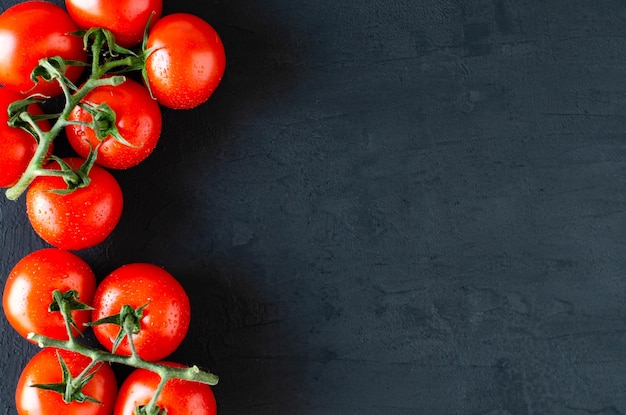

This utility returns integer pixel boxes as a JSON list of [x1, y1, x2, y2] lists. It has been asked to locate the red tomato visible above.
[[91, 263, 191, 362], [0, 1, 86, 97], [145, 13, 226, 109], [2, 248, 96, 342], [0, 88, 51, 188], [114, 362, 216, 415], [16, 348, 117, 415], [66, 77, 162, 169], [26, 157, 124, 250], [65, 0, 162, 48]]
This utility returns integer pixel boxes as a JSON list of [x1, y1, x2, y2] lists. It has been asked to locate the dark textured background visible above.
[[2, 0, 626, 414]]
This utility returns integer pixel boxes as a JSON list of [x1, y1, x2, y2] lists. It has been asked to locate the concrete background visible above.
[[2, 0, 626, 413]]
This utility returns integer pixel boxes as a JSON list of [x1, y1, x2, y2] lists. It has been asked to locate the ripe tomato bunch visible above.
[[0, 0, 226, 250], [4, 249, 218, 415], [0, 0, 226, 414]]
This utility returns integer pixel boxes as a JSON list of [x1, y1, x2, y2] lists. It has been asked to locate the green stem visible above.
[[4, 75, 125, 200], [122, 312, 141, 358], [90, 30, 105, 77], [29, 290, 218, 407], [143, 375, 169, 415], [97, 55, 144, 78], [28, 333, 219, 386], [19, 111, 47, 139], [3, 27, 131, 201], [71, 358, 101, 391], [52, 290, 79, 347]]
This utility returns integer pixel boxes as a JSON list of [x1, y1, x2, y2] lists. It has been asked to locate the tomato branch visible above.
[[28, 332, 219, 386], [27, 290, 218, 406], [32, 352, 105, 404], [4, 73, 126, 200], [4, 28, 132, 201]]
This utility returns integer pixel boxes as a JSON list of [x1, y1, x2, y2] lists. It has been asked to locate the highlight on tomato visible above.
[[0, 1, 86, 97], [2, 248, 96, 342], [65, 0, 163, 48], [145, 12, 226, 109], [15, 348, 117, 415], [90, 263, 191, 362], [66, 77, 163, 169], [114, 362, 217, 415], [26, 157, 124, 251]]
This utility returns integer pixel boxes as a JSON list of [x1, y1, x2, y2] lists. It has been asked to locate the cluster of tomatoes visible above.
[[0, 0, 226, 249], [4, 249, 215, 414], [0, 0, 226, 414]]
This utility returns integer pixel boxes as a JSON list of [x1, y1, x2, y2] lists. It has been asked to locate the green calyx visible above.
[[135, 405, 168, 415], [87, 302, 148, 354], [31, 351, 103, 405], [76, 100, 138, 148], [49, 289, 93, 336]]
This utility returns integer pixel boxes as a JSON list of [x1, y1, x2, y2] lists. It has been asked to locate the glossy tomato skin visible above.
[[65, 0, 162, 48], [145, 13, 226, 109], [0, 88, 51, 188], [92, 263, 191, 362], [16, 348, 117, 415], [2, 248, 96, 342], [0, 1, 86, 97], [66, 77, 162, 169], [26, 158, 124, 250], [114, 362, 216, 415]]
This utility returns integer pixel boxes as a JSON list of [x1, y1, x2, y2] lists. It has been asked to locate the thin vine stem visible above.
[[28, 332, 219, 386], [143, 375, 169, 415]]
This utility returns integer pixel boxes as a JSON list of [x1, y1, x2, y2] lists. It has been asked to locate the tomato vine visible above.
[[5, 28, 146, 200], [2, 2, 225, 413], [28, 289, 218, 413]]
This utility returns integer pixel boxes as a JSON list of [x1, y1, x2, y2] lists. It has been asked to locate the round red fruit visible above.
[[66, 77, 162, 169], [91, 263, 191, 361], [114, 362, 216, 415], [16, 348, 117, 415], [0, 1, 86, 97], [26, 158, 124, 250], [66, 0, 162, 48], [3, 248, 96, 342], [145, 13, 226, 109]]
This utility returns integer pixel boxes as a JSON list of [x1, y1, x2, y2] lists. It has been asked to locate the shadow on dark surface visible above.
[[170, 263, 303, 414], [95, 1, 309, 414], [103, 0, 309, 263], [108, 261, 303, 414]]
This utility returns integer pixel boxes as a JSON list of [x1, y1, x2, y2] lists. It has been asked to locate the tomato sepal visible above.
[[48, 289, 94, 337], [77, 100, 138, 148], [49, 290, 93, 314], [30, 56, 79, 94], [79, 27, 147, 78], [28, 285, 219, 387], [138, 12, 159, 99], [87, 303, 149, 354], [80, 27, 138, 59], [43, 155, 93, 194], [30, 350, 103, 404]]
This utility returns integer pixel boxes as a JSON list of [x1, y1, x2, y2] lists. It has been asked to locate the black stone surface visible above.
[[2, 0, 626, 414]]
